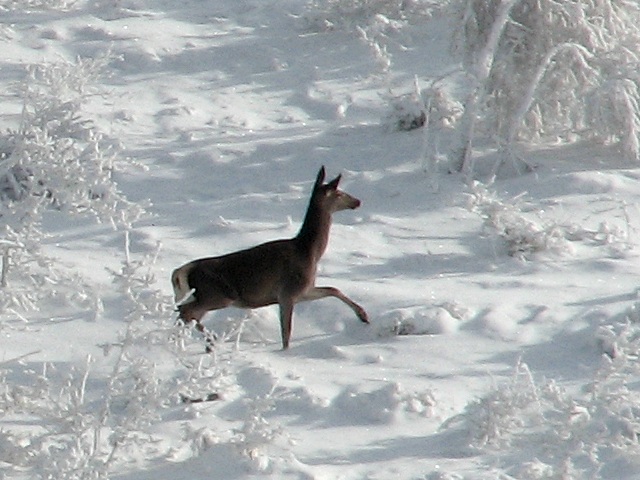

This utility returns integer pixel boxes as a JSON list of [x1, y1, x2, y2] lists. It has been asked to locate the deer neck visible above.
[[295, 199, 332, 259]]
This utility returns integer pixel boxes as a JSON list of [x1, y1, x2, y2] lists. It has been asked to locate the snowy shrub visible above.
[[596, 301, 640, 360], [0, 55, 144, 314], [0, 358, 118, 479], [589, 78, 640, 160], [108, 231, 168, 324], [356, 21, 393, 75], [468, 182, 636, 260], [467, 181, 571, 259], [445, 330, 640, 478], [0, 0, 76, 11], [180, 387, 298, 473], [384, 78, 462, 132], [0, 223, 102, 318], [180, 424, 222, 457], [107, 231, 231, 400], [451, 0, 640, 172], [184, 385, 300, 474], [8, 54, 142, 224], [233, 389, 285, 471], [384, 87, 427, 132], [303, 0, 437, 33], [0, 235, 233, 479], [383, 78, 463, 174], [446, 360, 545, 448], [442, 361, 578, 473], [304, 0, 441, 81]]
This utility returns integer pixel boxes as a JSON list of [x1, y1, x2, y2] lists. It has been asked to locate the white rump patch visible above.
[[172, 266, 196, 306], [175, 288, 196, 307]]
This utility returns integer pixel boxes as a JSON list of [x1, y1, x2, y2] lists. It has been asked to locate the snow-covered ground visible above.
[[2, 1, 640, 479]]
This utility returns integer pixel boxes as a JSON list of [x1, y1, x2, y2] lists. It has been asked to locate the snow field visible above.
[[1, 0, 640, 479]]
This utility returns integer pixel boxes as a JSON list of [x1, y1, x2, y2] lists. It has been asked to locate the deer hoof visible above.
[[357, 308, 369, 324]]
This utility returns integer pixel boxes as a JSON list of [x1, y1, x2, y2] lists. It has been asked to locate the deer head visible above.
[[312, 166, 360, 213]]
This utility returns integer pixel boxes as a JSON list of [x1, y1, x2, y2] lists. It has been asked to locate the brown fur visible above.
[[172, 166, 368, 350]]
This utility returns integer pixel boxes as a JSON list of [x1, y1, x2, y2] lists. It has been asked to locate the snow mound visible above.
[[379, 303, 470, 337]]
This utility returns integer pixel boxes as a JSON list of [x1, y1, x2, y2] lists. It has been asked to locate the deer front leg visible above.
[[278, 300, 295, 350], [302, 286, 369, 323]]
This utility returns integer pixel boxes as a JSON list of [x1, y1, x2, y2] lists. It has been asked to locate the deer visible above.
[[171, 166, 369, 351]]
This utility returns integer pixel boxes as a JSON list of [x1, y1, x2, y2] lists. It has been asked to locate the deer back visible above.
[[180, 238, 318, 311]]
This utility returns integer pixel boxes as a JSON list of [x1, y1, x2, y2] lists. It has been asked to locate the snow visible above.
[[2, 0, 640, 479]]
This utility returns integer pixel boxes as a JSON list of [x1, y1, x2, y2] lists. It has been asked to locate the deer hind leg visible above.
[[173, 266, 238, 352], [301, 286, 369, 323], [177, 302, 226, 353], [195, 320, 218, 353]]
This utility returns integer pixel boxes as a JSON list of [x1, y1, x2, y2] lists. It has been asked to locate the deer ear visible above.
[[326, 174, 342, 190], [314, 166, 326, 190]]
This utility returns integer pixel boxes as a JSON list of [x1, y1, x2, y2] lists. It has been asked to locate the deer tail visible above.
[[172, 264, 196, 306]]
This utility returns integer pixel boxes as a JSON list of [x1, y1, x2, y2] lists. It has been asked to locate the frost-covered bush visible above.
[[0, 355, 166, 479], [108, 232, 167, 324], [383, 78, 463, 173], [384, 79, 462, 130], [0, 223, 99, 314], [180, 388, 289, 473], [304, 0, 441, 82], [234, 389, 285, 471], [446, 301, 640, 477], [0, 55, 144, 313], [589, 78, 640, 160], [0, 236, 233, 479], [467, 182, 571, 259], [451, 0, 640, 172], [445, 355, 640, 478], [0, 0, 76, 11], [384, 86, 427, 132], [596, 301, 640, 360], [0, 359, 112, 479], [445, 360, 544, 448], [468, 182, 635, 260], [7, 55, 143, 225], [303, 0, 437, 32]]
